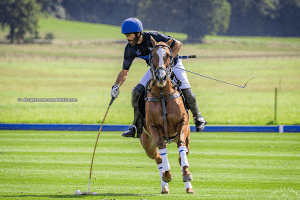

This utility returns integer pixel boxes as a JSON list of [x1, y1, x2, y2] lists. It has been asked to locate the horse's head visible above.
[[150, 36, 174, 87]]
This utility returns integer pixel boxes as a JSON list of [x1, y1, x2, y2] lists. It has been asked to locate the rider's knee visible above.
[[131, 84, 144, 107], [181, 88, 197, 104]]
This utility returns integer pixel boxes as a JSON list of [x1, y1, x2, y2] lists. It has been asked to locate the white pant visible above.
[[139, 60, 191, 89]]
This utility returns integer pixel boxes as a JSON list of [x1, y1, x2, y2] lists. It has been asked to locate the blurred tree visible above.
[[63, 0, 138, 24], [0, 0, 40, 44], [138, 0, 231, 42], [36, 0, 66, 19], [277, 0, 300, 36], [227, 0, 300, 36]]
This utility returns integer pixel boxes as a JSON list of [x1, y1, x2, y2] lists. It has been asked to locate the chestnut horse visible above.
[[140, 36, 194, 194]]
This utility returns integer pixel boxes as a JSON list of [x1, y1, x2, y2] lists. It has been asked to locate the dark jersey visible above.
[[123, 31, 179, 70]]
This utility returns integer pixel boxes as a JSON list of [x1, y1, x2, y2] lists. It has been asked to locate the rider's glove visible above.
[[111, 83, 120, 98]]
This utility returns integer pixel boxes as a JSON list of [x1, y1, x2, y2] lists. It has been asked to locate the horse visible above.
[[140, 36, 194, 194]]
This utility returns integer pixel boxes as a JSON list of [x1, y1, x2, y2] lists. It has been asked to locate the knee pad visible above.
[[131, 84, 145, 107]]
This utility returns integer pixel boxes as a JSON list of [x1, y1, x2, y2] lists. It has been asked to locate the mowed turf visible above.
[[0, 130, 299, 199]]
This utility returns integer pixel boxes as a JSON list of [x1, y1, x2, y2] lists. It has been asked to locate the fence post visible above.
[[274, 87, 277, 123]]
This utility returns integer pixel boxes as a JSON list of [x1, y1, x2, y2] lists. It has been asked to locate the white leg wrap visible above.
[[158, 163, 168, 188], [180, 165, 192, 190], [159, 148, 170, 171], [185, 182, 192, 190], [178, 146, 189, 168]]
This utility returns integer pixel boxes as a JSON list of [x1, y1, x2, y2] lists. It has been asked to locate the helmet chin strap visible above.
[[134, 32, 142, 44]]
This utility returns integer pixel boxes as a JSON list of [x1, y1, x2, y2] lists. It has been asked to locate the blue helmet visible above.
[[121, 18, 143, 34]]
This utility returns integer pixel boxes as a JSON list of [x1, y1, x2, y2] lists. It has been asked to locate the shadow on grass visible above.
[[2, 193, 156, 198]]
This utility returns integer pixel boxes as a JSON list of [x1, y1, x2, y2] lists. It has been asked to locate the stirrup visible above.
[[121, 125, 136, 138]]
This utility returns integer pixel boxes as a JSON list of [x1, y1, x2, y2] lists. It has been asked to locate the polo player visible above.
[[111, 18, 207, 138]]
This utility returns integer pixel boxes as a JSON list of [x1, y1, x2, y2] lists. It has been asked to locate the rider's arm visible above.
[[171, 40, 182, 58], [115, 44, 135, 87], [115, 69, 128, 87]]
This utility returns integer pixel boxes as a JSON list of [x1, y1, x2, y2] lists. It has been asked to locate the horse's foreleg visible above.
[[140, 130, 170, 193], [178, 146, 193, 182], [140, 130, 162, 164], [178, 157, 195, 194], [178, 132, 194, 193], [157, 163, 169, 194], [149, 126, 172, 183], [177, 125, 193, 191], [158, 148, 172, 183]]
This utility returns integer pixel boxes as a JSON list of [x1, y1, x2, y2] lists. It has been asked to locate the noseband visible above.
[[149, 44, 174, 85]]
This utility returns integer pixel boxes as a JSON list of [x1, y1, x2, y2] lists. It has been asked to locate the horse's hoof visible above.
[[162, 176, 172, 183], [186, 187, 195, 194], [183, 174, 193, 182], [161, 185, 169, 194], [162, 171, 172, 183]]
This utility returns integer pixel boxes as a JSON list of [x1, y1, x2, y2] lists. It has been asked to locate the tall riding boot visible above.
[[122, 106, 144, 138], [122, 84, 144, 138], [181, 88, 207, 132]]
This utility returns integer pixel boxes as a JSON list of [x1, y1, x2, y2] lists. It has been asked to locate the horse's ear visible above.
[[150, 36, 157, 46], [166, 38, 174, 47]]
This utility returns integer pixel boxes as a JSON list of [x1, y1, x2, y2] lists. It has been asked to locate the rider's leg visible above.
[[122, 69, 151, 138], [173, 60, 207, 132], [122, 84, 144, 138], [181, 88, 207, 132]]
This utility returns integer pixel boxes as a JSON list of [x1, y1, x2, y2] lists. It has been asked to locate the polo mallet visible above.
[[75, 97, 115, 195], [178, 55, 255, 88]]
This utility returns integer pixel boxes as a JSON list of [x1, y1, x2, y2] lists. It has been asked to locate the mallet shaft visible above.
[[179, 55, 196, 59], [88, 97, 115, 190]]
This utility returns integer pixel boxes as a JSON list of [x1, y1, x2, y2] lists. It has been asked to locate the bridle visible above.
[[146, 44, 180, 144], [149, 44, 174, 86]]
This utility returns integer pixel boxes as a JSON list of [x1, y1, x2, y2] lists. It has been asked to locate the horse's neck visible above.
[[150, 79, 175, 97]]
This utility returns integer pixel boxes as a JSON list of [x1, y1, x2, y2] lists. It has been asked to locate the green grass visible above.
[[0, 18, 300, 125], [206, 35, 300, 46], [0, 17, 188, 42], [38, 17, 187, 41], [38, 18, 124, 41], [0, 53, 299, 125], [0, 130, 299, 199]]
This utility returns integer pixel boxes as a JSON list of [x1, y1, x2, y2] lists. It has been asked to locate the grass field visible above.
[[0, 17, 300, 125], [0, 17, 187, 42], [1, 17, 299, 200], [0, 46, 299, 125], [0, 130, 299, 199]]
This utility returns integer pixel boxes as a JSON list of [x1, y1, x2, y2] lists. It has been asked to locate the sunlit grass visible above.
[[0, 18, 299, 125], [0, 54, 299, 125], [0, 131, 299, 199]]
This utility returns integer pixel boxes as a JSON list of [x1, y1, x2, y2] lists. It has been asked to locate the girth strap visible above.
[[163, 133, 179, 143], [143, 127, 179, 144]]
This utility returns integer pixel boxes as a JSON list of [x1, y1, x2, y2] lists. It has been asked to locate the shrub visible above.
[[45, 32, 55, 39]]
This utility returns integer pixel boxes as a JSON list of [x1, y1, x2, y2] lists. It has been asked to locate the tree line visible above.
[[1, 0, 299, 43]]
